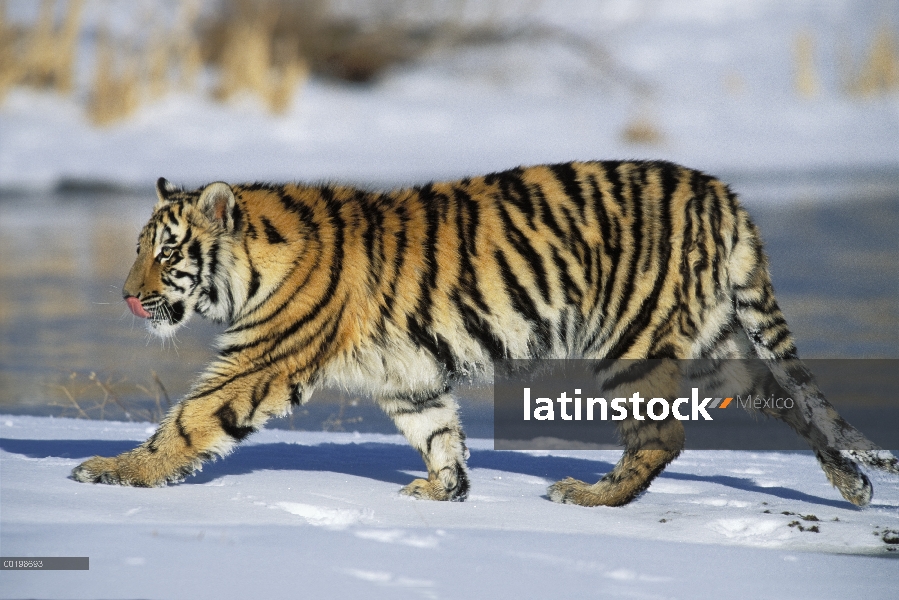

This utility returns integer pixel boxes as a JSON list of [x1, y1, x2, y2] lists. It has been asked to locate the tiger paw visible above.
[[547, 476, 636, 507], [71, 454, 165, 487], [819, 451, 873, 506], [828, 466, 872, 507], [72, 456, 131, 485], [400, 478, 452, 501], [399, 475, 468, 502]]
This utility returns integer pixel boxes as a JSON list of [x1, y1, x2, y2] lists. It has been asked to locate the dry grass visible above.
[[321, 396, 364, 432], [794, 25, 899, 100], [87, 2, 204, 125], [208, 1, 308, 113], [1, 0, 651, 125], [0, 1, 25, 100], [20, 0, 84, 93], [0, 0, 84, 101], [51, 371, 171, 423], [844, 25, 899, 97], [86, 27, 141, 126], [3, 2, 897, 127], [620, 113, 664, 146], [793, 30, 820, 98]]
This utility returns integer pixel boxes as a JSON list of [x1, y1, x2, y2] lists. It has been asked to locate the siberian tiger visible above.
[[72, 161, 898, 506]]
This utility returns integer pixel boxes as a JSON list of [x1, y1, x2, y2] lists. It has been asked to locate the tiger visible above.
[[72, 160, 898, 506]]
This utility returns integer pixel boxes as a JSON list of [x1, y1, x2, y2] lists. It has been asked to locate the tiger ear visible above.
[[197, 182, 237, 231], [155, 177, 178, 205]]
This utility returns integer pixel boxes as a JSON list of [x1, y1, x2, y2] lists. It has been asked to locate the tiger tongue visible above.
[[125, 296, 151, 319]]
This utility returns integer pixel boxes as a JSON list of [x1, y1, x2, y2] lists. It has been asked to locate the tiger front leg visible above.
[[72, 370, 289, 486], [379, 390, 470, 501]]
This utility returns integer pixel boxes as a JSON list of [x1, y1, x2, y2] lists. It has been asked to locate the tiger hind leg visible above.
[[750, 361, 891, 506], [731, 259, 897, 505], [378, 389, 470, 501], [548, 360, 685, 506]]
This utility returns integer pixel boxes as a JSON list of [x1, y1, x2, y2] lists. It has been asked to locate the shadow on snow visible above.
[[0, 437, 867, 510]]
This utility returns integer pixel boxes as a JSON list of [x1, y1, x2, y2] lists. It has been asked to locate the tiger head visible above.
[[123, 177, 242, 337]]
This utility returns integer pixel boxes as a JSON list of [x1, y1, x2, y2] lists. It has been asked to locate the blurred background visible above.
[[0, 0, 897, 432]]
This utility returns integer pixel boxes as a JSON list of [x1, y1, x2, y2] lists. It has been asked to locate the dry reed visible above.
[[51, 371, 172, 423], [845, 25, 899, 96], [2, 0, 651, 124], [86, 27, 141, 126], [794, 30, 820, 98]]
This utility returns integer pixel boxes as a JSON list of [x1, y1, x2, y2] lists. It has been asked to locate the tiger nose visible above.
[[124, 295, 151, 319]]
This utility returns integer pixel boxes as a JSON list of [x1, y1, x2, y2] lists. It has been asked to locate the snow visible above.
[[2, 415, 898, 598]]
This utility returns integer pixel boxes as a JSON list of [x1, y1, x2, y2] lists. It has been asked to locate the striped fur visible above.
[[72, 161, 897, 506]]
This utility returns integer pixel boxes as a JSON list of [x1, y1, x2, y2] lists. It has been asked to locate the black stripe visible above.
[[455, 186, 479, 257], [408, 318, 458, 376], [247, 265, 261, 300], [275, 191, 319, 242], [605, 164, 640, 333], [261, 216, 287, 244], [533, 184, 567, 243], [187, 239, 203, 270], [551, 246, 582, 306], [170, 269, 194, 281], [455, 295, 507, 360], [497, 202, 551, 303], [599, 360, 660, 392], [689, 173, 710, 302], [550, 162, 587, 219], [231, 202, 243, 232], [494, 168, 534, 224], [387, 385, 450, 415], [602, 161, 624, 206], [494, 249, 553, 354], [454, 187, 490, 313], [416, 184, 442, 321], [592, 169, 622, 326], [605, 171, 674, 359], [247, 377, 272, 421], [376, 205, 409, 329], [262, 199, 345, 350], [188, 359, 270, 401], [268, 300, 348, 375], [708, 183, 725, 287], [215, 403, 255, 441], [359, 194, 383, 276], [228, 228, 323, 334], [426, 427, 453, 453], [175, 405, 192, 447]]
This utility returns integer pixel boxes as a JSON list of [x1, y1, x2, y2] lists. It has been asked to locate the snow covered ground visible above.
[[2, 415, 898, 599]]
